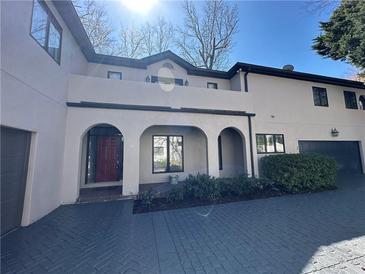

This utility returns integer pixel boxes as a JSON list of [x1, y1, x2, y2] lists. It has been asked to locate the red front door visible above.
[[95, 136, 121, 182]]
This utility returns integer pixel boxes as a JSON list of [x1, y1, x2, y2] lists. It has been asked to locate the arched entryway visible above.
[[218, 127, 246, 177], [80, 124, 123, 188], [139, 125, 208, 188]]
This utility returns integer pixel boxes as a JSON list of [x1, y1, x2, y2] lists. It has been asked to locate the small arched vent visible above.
[[162, 62, 174, 69]]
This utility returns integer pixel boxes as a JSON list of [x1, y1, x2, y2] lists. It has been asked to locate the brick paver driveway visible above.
[[2, 175, 365, 274]]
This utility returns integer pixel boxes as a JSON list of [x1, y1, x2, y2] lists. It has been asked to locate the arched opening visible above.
[[139, 125, 208, 189], [218, 127, 246, 177], [359, 95, 365, 110], [80, 124, 123, 188]]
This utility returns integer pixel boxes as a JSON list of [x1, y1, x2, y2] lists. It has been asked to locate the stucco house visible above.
[[1, 0, 365, 235]]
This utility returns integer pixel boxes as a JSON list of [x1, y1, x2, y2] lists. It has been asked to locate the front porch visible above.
[[75, 122, 249, 202]]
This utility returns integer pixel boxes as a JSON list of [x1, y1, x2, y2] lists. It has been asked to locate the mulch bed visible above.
[[133, 190, 285, 214]]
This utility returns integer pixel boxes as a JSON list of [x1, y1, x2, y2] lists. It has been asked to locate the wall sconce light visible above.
[[145, 76, 150, 82], [184, 79, 189, 86], [331, 128, 339, 137]]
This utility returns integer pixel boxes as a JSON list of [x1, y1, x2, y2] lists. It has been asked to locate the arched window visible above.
[[360, 95, 365, 110], [162, 62, 174, 69]]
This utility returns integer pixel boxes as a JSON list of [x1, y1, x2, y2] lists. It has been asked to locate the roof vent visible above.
[[283, 64, 294, 71]]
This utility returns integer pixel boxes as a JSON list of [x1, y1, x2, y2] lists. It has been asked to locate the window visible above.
[[360, 95, 365, 110], [107, 71, 122, 80], [344, 91, 358, 109], [151, 76, 184, 86], [30, 0, 62, 64], [312, 87, 328, 107], [207, 82, 218, 89], [256, 134, 285, 154], [153, 136, 183, 173]]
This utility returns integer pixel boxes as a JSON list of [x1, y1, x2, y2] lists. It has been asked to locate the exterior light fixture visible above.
[[145, 76, 150, 82], [184, 79, 189, 86], [331, 128, 339, 137]]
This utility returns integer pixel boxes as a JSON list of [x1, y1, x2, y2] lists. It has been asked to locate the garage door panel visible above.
[[0, 126, 30, 235], [299, 141, 362, 174]]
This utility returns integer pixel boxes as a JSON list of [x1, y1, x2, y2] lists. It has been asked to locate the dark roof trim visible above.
[[52, 0, 95, 60], [66, 101, 256, 117], [229, 63, 365, 89], [53, 1, 365, 89]]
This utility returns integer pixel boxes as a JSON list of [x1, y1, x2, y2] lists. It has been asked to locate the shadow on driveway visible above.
[[1, 175, 365, 273]]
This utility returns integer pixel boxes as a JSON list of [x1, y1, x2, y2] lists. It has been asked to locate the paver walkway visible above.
[[2, 175, 365, 273]]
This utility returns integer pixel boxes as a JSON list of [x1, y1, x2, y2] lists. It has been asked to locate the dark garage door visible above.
[[298, 141, 363, 174], [1, 126, 31, 235]]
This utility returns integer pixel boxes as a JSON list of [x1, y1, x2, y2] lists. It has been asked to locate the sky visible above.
[[102, 0, 355, 79]]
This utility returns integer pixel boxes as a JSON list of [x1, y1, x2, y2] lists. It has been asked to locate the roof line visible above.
[[66, 101, 256, 117], [52, 0, 365, 89]]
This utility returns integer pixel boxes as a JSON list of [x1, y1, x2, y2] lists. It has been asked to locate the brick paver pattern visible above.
[[2, 175, 365, 273]]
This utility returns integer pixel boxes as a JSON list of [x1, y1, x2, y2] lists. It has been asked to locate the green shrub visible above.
[[224, 175, 275, 196], [167, 186, 184, 203], [183, 173, 222, 202], [261, 153, 337, 193], [138, 190, 155, 207]]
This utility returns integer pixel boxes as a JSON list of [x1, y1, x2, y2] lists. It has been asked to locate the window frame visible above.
[[29, 0, 63, 64], [207, 82, 218, 89], [107, 71, 123, 80], [151, 76, 184, 86], [152, 135, 184, 174], [343, 91, 358, 109], [312, 87, 328, 107], [256, 134, 286, 154]]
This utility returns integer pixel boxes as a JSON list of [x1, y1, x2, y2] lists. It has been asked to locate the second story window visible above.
[[312, 87, 328, 107], [107, 71, 122, 80], [30, 0, 62, 64], [151, 76, 184, 86], [344, 91, 358, 109], [207, 82, 218, 89]]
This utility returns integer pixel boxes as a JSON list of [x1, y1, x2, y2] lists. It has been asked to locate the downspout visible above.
[[244, 71, 249, 92], [248, 115, 255, 177]]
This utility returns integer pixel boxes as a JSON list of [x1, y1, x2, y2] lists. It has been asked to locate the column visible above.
[[122, 132, 140, 196], [206, 131, 220, 178]]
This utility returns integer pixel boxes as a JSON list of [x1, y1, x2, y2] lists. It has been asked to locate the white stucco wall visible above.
[[86, 59, 232, 90], [68, 74, 253, 111], [1, 0, 87, 225], [139, 126, 208, 185], [246, 73, 365, 175], [61, 107, 252, 203]]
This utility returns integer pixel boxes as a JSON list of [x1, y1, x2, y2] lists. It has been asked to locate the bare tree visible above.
[[345, 67, 365, 83], [116, 24, 145, 58], [73, 0, 116, 55], [140, 17, 174, 56], [176, 0, 239, 70], [303, 0, 340, 16]]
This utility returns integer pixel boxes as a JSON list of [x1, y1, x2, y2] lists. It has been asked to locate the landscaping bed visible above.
[[133, 187, 284, 214], [134, 154, 337, 214]]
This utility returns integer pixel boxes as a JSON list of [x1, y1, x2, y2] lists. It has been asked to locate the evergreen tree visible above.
[[313, 0, 365, 72]]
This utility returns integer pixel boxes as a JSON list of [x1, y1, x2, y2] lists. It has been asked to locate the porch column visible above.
[[206, 131, 220, 177], [122, 132, 140, 196]]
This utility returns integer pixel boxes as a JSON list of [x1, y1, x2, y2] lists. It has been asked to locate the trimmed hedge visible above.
[[261, 153, 337, 193], [166, 173, 275, 203]]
